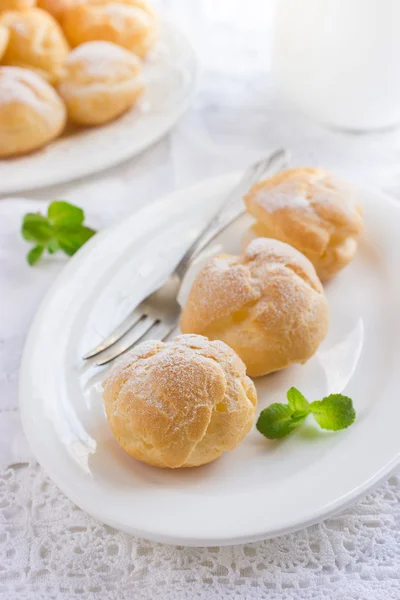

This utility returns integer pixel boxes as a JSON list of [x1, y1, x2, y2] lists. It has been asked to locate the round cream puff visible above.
[[243, 168, 364, 281], [0, 8, 70, 83], [61, 0, 157, 58], [102, 334, 257, 468], [57, 40, 143, 125], [0, 65, 66, 157], [181, 238, 329, 377]]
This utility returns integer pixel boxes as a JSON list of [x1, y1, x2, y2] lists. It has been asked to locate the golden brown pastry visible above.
[[57, 41, 143, 125], [0, 8, 69, 83], [0, 66, 66, 157], [181, 238, 329, 378], [37, 0, 74, 21], [0, 25, 8, 60], [0, 0, 35, 10], [243, 168, 364, 281], [61, 0, 157, 58], [103, 334, 257, 468]]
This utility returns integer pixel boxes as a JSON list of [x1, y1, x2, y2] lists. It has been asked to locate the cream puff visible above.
[[0, 66, 66, 157], [243, 168, 364, 281], [0, 8, 70, 83], [181, 238, 329, 377], [57, 41, 143, 125], [61, 0, 157, 58], [103, 334, 257, 468]]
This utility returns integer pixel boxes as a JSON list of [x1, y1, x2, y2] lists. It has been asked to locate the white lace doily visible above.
[[2, 0, 400, 597], [1, 462, 399, 599]]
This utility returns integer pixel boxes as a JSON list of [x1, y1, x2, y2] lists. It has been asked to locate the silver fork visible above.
[[83, 148, 289, 366]]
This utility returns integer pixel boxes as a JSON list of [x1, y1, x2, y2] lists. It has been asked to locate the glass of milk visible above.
[[272, 0, 400, 131]]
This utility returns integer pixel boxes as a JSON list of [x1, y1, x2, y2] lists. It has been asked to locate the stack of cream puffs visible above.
[[0, 0, 157, 157]]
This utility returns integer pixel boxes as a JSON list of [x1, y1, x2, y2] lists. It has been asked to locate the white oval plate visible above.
[[20, 174, 400, 546], [0, 20, 198, 195]]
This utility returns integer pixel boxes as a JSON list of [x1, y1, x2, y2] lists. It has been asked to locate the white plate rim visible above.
[[0, 19, 199, 195], [19, 173, 400, 546]]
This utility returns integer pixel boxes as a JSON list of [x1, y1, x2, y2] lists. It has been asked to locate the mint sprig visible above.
[[22, 201, 96, 265], [256, 387, 356, 440]]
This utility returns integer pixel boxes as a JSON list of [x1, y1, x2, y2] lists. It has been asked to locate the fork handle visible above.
[[173, 149, 289, 280], [189, 201, 246, 261]]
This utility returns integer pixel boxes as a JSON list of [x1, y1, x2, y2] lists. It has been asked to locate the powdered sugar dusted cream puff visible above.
[[181, 238, 329, 377], [61, 0, 157, 57], [57, 40, 143, 125], [103, 334, 257, 468], [243, 168, 364, 281], [0, 8, 69, 83], [0, 66, 66, 157]]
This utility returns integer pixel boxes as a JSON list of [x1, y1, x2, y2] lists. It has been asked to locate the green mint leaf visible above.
[[48, 201, 84, 230], [47, 239, 60, 254], [78, 226, 96, 242], [287, 387, 309, 413], [310, 394, 356, 431], [27, 245, 44, 266], [21, 213, 52, 244], [22, 202, 96, 265], [56, 226, 96, 256], [256, 403, 307, 439]]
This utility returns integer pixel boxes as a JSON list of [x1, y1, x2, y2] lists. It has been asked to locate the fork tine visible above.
[[95, 319, 177, 367], [145, 319, 179, 343], [82, 308, 146, 359], [94, 315, 157, 366]]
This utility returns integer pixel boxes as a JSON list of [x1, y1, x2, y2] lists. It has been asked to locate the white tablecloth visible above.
[[1, 1, 400, 597]]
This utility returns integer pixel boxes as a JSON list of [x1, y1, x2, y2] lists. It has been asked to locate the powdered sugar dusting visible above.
[[186, 255, 260, 325], [252, 173, 361, 222], [103, 334, 256, 467], [244, 236, 297, 260], [102, 3, 149, 32], [106, 335, 217, 398], [313, 175, 360, 215], [244, 237, 322, 292], [181, 236, 326, 344], [70, 40, 130, 61], [0, 67, 55, 115], [11, 21, 29, 37], [66, 41, 141, 79], [104, 334, 245, 415], [253, 181, 309, 212]]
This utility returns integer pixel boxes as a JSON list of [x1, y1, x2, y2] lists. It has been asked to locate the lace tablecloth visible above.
[[2, 1, 400, 597]]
